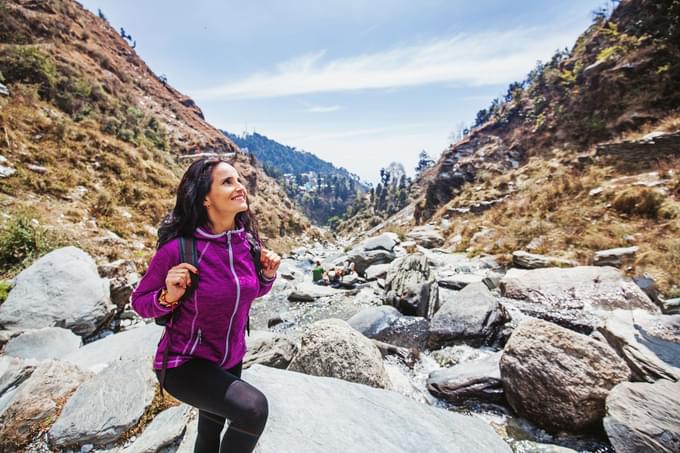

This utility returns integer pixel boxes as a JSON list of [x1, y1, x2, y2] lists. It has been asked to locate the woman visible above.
[[131, 157, 281, 453]]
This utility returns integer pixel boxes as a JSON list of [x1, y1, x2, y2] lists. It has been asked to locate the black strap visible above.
[[159, 237, 197, 399]]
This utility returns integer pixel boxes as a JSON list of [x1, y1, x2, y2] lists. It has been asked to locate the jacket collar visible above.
[[194, 225, 246, 243]]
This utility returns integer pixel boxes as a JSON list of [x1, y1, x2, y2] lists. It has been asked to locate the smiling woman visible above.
[[131, 157, 281, 453]]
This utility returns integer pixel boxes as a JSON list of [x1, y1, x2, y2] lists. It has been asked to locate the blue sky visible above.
[[80, 0, 606, 183]]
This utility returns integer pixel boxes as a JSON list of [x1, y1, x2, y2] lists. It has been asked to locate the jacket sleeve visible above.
[[130, 242, 178, 319], [257, 273, 276, 298]]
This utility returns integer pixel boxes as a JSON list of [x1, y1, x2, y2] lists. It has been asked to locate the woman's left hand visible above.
[[260, 248, 281, 279]]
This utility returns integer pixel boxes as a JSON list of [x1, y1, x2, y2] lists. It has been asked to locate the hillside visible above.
[[224, 130, 368, 225], [0, 0, 311, 277], [400, 0, 680, 295]]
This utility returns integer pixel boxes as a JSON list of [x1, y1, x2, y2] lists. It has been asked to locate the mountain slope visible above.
[[408, 0, 680, 295], [0, 0, 311, 275]]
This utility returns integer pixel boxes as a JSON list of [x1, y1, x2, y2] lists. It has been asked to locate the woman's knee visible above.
[[228, 381, 269, 430]]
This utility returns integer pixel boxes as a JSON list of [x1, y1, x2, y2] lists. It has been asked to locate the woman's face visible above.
[[203, 162, 249, 218]]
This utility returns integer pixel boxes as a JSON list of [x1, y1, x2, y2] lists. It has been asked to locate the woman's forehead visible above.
[[213, 162, 239, 178]]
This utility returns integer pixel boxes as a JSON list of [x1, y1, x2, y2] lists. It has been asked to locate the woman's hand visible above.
[[164, 263, 199, 303], [260, 248, 281, 279]]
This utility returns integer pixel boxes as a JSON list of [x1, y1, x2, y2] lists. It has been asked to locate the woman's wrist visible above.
[[158, 288, 179, 308], [260, 272, 276, 282]]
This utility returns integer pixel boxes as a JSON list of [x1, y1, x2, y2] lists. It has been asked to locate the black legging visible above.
[[155, 358, 268, 453]]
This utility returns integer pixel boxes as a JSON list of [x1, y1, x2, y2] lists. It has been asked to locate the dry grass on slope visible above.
[[439, 151, 680, 297]]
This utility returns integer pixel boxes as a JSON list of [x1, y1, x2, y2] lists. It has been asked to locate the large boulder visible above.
[[288, 319, 390, 389], [427, 351, 504, 405], [243, 330, 298, 369], [0, 356, 35, 397], [97, 259, 140, 311], [347, 305, 430, 350], [48, 356, 157, 447], [500, 266, 658, 333], [384, 253, 439, 319], [604, 380, 680, 453], [597, 310, 680, 382], [346, 248, 397, 276], [500, 319, 631, 433], [243, 365, 513, 453], [429, 282, 509, 348], [406, 225, 445, 249], [4, 327, 81, 361], [0, 361, 92, 452], [0, 247, 115, 337], [593, 246, 638, 267]]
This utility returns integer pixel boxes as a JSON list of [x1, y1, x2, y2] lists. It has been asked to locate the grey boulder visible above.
[[4, 327, 81, 360], [244, 330, 298, 369], [427, 351, 504, 405], [347, 305, 430, 350], [384, 253, 439, 318], [0, 247, 115, 337]]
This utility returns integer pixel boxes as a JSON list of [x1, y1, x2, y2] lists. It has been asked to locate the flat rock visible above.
[[0, 356, 36, 397], [500, 318, 630, 433], [0, 247, 115, 337], [429, 282, 510, 348], [597, 309, 680, 382], [244, 330, 298, 369], [362, 233, 398, 252], [512, 251, 577, 269], [244, 365, 512, 453], [121, 404, 191, 453], [62, 323, 162, 373], [500, 266, 658, 333], [427, 351, 504, 405], [4, 327, 81, 360], [287, 282, 343, 301], [48, 356, 157, 447], [593, 246, 638, 267], [288, 319, 391, 389], [365, 263, 390, 281], [604, 379, 680, 453], [0, 360, 92, 452]]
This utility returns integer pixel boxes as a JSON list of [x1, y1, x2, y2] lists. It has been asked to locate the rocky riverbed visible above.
[[0, 228, 678, 453]]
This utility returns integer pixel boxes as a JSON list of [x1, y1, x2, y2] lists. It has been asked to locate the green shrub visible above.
[[0, 46, 57, 97], [0, 212, 71, 275], [0, 280, 10, 304]]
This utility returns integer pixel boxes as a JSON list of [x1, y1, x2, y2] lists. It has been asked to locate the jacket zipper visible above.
[[189, 328, 202, 354], [219, 232, 241, 366]]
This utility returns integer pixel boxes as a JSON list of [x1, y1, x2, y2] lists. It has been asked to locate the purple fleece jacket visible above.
[[130, 226, 275, 370]]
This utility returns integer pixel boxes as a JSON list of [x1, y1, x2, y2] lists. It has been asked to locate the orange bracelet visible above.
[[158, 288, 179, 308]]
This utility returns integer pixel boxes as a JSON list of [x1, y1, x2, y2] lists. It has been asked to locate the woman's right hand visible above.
[[164, 263, 199, 303]]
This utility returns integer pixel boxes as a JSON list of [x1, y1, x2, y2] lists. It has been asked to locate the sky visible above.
[[79, 0, 607, 183]]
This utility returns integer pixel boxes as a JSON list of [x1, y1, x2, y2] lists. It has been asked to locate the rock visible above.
[[511, 251, 577, 269], [500, 266, 658, 333], [437, 271, 485, 290], [0, 356, 35, 397], [97, 260, 140, 311], [244, 364, 512, 453], [362, 233, 398, 252], [288, 319, 391, 389], [405, 225, 444, 248], [633, 275, 661, 305], [0, 165, 15, 178], [0, 247, 115, 337], [48, 357, 157, 447], [347, 305, 430, 350], [121, 404, 191, 453], [174, 410, 198, 453], [346, 248, 397, 276], [662, 298, 680, 315], [429, 283, 509, 348], [604, 380, 680, 453], [364, 263, 390, 281], [0, 82, 9, 96], [597, 310, 680, 382], [244, 330, 298, 369], [384, 253, 438, 318], [593, 246, 638, 267], [287, 282, 343, 301], [500, 319, 630, 432], [26, 164, 47, 174], [0, 361, 92, 452], [427, 351, 503, 405], [62, 323, 162, 373], [4, 327, 81, 360]]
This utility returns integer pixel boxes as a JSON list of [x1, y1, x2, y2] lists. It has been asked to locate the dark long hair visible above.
[[157, 157, 261, 249]]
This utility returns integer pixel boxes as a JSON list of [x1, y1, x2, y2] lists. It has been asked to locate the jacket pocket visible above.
[[189, 328, 202, 354]]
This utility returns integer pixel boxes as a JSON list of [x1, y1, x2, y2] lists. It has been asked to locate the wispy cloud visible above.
[[305, 105, 342, 113], [193, 27, 577, 100]]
